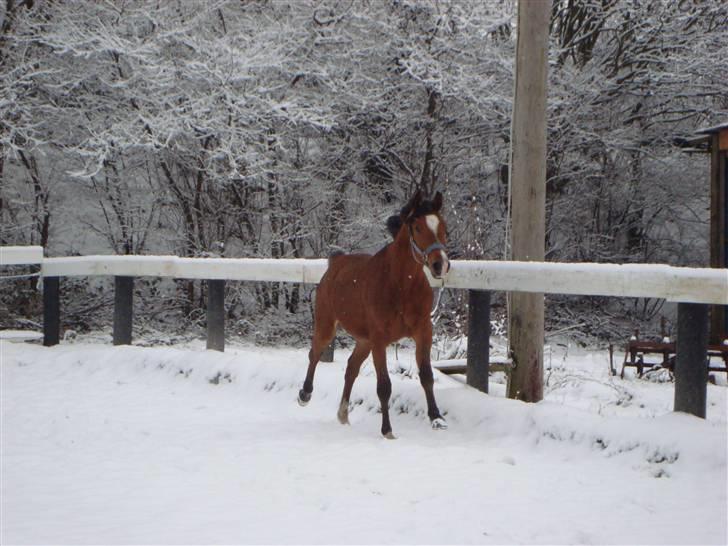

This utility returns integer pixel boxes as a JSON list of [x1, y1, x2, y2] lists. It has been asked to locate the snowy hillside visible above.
[[2, 339, 726, 545]]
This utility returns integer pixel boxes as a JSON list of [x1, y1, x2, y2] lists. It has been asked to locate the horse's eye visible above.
[[414, 226, 421, 233]]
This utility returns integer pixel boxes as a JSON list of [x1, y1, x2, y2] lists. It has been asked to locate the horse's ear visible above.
[[401, 189, 423, 220], [433, 191, 443, 212], [413, 189, 423, 206]]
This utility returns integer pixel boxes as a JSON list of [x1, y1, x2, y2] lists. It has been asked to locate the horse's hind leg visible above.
[[372, 344, 395, 439], [297, 317, 336, 406], [337, 341, 371, 425]]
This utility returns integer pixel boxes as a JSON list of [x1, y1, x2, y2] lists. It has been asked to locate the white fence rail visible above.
[[29, 254, 728, 305], [0, 245, 44, 266], [3, 247, 726, 304], [2, 247, 726, 304], [447, 261, 727, 305], [42, 255, 331, 285]]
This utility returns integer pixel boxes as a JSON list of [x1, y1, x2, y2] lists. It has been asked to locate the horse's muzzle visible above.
[[430, 257, 450, 280]]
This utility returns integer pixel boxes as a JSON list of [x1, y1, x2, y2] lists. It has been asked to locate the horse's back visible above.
[[321, 252, 372, 289], [316, 252, 376, 337]]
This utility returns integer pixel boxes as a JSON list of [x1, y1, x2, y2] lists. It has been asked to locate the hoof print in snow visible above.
[[646, 450, 679, 464], [208, 371, 232, 385]]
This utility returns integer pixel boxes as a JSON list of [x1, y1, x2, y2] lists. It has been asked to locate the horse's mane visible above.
[[386, 215, 403, 238], [385, 197, 441, 239]]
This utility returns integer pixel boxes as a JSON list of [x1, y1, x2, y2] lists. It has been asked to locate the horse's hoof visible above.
[[337, 400, 350, 424], [297, 389, 311, 406], [431, 417, 448, 430], [383, 431, 397, 440]]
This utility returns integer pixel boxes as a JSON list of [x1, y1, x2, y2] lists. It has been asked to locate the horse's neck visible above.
[[387, 229, 427, 282]]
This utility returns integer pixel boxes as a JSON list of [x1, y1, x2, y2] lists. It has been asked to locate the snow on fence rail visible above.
[[445, 260, 727, 305], [2, 246, 726, 419], [15, 253, 726, 305], [42, 255, 330, 285], [3, 246, 726, 304], [0, 245, 44, 266]]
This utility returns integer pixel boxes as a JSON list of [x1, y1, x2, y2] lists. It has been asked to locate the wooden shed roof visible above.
[[675, 121, 728, 153], [696, 122, 728, 135]]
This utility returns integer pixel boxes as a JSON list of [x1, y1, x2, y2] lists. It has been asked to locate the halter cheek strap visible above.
[[409, 225, 445, 265]]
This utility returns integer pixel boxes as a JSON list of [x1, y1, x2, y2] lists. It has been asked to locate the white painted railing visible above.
[[0, 245, 44, 266], [2, 247, 726, 305], [446, 261, 728, 305], [41, 255, 330, 285]]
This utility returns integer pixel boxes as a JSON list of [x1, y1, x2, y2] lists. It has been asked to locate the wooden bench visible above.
[[619, 331, 728, 379], [433, 356, 514, 376]]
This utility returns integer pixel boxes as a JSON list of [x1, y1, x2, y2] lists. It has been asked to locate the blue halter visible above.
[[408, 225, 445, 264]]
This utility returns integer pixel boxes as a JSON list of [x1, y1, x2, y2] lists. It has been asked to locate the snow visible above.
[[2, 338, 726, 545]]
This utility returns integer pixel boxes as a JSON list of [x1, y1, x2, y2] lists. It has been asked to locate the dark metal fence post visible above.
[[674, 302, 709, 418], [466, 289, 491, 393], [113, 276, 134, 346], [207, 279, 225, 351], [43, 276, 60, 347]]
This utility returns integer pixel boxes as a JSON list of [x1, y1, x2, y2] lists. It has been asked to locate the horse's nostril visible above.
[[432, 261, 443, 275]]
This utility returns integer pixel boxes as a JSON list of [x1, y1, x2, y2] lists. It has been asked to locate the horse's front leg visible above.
[[415, 331, 447, 430]]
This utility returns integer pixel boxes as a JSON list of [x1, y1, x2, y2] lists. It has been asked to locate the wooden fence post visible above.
[[466, 289, 491, 393], [43, 276, 60, 347], [674, 302, 709, 418], [207, 279, 225, 351], [506, 0, 550, 403], [113, 276, 134, 346]]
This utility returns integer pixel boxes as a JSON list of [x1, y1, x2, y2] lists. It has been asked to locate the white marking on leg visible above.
[[432, 417, 448, 430], [337, 399, 350, 425]]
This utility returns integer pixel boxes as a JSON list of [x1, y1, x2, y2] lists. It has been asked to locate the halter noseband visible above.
[[408, 224, 445, 265]]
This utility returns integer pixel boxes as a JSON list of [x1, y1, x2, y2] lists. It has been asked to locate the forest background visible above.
[[2, 0, 726, 349]]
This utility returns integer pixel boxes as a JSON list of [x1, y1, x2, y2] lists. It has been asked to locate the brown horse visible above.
[[297, 190, 450, 438]]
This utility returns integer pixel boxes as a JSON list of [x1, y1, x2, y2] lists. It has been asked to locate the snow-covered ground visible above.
[[2, 337, 726, 545]]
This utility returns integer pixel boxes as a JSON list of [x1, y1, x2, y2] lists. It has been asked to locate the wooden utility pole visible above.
[[706, 127, 727, 343], [507, 0, 550, 402]]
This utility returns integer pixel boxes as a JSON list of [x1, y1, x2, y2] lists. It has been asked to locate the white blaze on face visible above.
[[425, 214, 450, 277], [425, 214, 440, 237]]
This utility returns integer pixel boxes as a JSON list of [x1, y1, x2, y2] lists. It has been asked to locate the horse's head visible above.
[[389, 190, 450, 280]]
